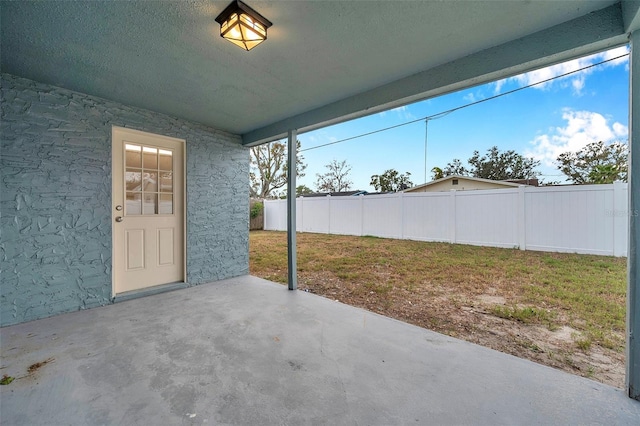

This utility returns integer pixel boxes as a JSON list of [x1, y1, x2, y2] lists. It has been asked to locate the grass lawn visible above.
[[250, 231, 627, 387]]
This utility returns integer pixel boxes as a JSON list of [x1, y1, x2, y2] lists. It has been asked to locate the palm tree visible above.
[[431, 166, 444, 180]]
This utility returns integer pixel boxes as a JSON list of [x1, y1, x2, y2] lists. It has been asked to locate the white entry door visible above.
[[112, 127, 185, 295]]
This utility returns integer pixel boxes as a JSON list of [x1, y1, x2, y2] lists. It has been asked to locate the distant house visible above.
[[302, 190, 368, 197], [404, 175, 536, 193], [504, 178, 539, 186]]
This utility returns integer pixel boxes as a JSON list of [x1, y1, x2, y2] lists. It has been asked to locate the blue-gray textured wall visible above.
[[1, 74, 249, 326]]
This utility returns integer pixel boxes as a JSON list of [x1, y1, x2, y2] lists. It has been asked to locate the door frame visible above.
[[111, 126, 187, 297]]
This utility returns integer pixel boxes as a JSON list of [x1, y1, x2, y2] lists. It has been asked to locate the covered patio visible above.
[[2, 275, 639, 424], [2, 0, 640, 415]]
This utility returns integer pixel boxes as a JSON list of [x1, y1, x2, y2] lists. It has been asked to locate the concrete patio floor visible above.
[[1, 275, 639, 425]]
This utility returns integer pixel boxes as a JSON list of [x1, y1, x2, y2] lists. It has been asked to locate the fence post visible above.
[[399, 192, 405, 240], [327, 194, 331, 235], [518, 186, 526, 251], [299, 196, 303, 233], [360, 194, 365, 236], [613, 181, 627, 257], [283, 199, 288, 231], [449, 190, 456, 244], [262, 200, 267, 230]]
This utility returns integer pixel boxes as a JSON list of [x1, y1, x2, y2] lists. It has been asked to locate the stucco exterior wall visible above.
[[408, 179, 515, 192], [0, 74, 249, 326]]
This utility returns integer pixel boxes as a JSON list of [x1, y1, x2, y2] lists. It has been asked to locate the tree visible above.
[[431, 167, 444, 180], [467, 146, 540, 180], [556, 140, 628, 184], [315, 159, 353, 192], [439, 146, 540, 180], [589, 164, 622, 184], [296, 185, 314, 196], [370, 169, 413, 192], [250, 140, 306, 199], [442, 159, 469, 177]]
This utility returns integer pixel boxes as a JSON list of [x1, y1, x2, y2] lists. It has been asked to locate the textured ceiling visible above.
[[1, 1, 635, 144]]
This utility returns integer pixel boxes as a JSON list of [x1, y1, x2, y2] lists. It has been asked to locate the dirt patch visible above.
[[477, 294, 506, 305], [0, 357, 55, 386], [298, 271, 625, 388], [27, 358, 54, 375]]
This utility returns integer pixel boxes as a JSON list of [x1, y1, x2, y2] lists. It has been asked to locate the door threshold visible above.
[[113, 282, 188, 303]]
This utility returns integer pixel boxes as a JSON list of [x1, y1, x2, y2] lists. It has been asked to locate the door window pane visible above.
[[159, 194, 173, 214], [125, 144, 142, 168], [126, 192, 142, 215], [143, 147, 158, 169], [143, 172, 158, 192], [159, 149, 173, 171], [143, 193, 157, 215], [124, 143, 176, 216], [126, 169, 142, 191], [160, 172, 173, 193]]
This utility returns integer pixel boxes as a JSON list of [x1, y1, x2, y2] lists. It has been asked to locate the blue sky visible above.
[[291, 45, 629, 192]]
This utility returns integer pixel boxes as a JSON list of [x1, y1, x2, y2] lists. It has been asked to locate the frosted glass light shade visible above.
[[215, 1, 272, 51]]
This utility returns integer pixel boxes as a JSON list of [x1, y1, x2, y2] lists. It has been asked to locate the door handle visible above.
[[115, 216, 124, 222]]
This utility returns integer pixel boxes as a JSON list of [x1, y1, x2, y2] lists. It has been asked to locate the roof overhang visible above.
[[1, 1, 639, 146], [243, 4, 631, 146]]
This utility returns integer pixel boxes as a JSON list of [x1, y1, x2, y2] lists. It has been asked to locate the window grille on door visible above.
[[124, 144, 173, 215]]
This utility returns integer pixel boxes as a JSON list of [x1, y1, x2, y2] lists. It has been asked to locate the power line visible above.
[[423, 111, 454, 182], [300, 52, 629, 153]]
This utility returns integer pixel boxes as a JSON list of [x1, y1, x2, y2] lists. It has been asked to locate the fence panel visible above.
[[330, 196, 363, 236], [263, 199, 287, 231], [525, 185, 615, 255], [455, 189, 519, 248], [296, 198, 303, 231], [612, 181, 629, 256], [262, 184, 628, 257], [402, 192, 450, 242], [301, 197, 330, 233], [362, 194, 402, 238]]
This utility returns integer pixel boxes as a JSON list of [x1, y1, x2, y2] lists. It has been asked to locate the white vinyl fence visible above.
[[264, 182, 630, 257]]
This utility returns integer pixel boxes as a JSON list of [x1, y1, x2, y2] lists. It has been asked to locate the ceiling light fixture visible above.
[[215, 0, 272, 51]]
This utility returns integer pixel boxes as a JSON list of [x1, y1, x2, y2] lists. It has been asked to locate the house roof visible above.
[[505, 178, 540, 186], [302, 190, 367, 198], [404, 175, 524, 192], [1, 1, 638, 146]]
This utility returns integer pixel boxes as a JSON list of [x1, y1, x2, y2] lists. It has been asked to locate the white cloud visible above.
[[494, 45, 629, 95], [601, 45, 630, 66], [391, 105, 415, 120], [377, 105, 415, 120], [525, 110, 628, 166], [571, 75, 585, 95], [463, 90, 485, 103], [463, 93, 476, 102], [309, 130, 338, 144], [613, 122, 627, 137], [492, 79, 506, 94]]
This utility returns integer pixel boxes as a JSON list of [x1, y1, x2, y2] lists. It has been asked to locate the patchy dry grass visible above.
[[250, 231, 627, 388]]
